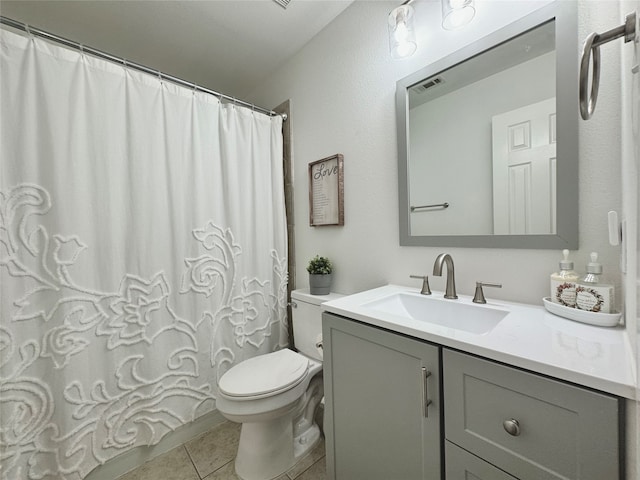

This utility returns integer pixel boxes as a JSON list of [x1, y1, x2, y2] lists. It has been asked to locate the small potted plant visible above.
[[307, 255, 333, 295]]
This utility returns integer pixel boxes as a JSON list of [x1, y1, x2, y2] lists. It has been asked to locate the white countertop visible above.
[[321, 284, 638, 400]]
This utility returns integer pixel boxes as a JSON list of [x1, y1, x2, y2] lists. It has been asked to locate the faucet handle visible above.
[[473, 282, 502, 304], [410, 275, 432, 295]]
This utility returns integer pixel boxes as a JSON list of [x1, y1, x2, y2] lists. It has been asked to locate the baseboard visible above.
[[84, 409, 227, 480]]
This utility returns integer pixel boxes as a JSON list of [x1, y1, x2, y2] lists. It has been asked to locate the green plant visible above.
[[307, 255, 332, 275]]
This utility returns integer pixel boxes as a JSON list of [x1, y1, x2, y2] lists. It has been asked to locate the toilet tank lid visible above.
[[218, 349, 309, 398], [291, 288, 344, 306]]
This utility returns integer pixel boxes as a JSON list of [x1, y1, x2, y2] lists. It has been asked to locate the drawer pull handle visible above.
[[503, 418, 521, 436], [421, 367, 432, 418]]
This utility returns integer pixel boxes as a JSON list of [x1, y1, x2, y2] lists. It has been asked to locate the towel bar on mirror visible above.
[[410, 202, 449, 212], [580, 12, 637, 120]]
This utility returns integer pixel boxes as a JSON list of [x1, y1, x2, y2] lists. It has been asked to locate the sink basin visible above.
[[362, 292, 508, 335]]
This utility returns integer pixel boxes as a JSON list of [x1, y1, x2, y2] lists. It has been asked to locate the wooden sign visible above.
[[309, 154, 344, 226]]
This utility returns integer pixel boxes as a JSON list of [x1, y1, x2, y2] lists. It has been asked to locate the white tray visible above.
[[542, 297, 621, 327]]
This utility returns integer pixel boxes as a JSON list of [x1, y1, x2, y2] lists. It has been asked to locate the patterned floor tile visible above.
[[117, 419, 327, 480], [291, 456, 326, 480], [185, 421, 241, 478], [116, 446, 199, 480], [202, 460, 289, 480], [285, 439, 325, 479], [202, 460, 239, 480]]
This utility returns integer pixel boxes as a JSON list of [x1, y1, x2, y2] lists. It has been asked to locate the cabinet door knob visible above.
[[503, 418, 521, 436]]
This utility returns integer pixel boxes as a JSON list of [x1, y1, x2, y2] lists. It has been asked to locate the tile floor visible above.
[[117, 421, 327, 480]]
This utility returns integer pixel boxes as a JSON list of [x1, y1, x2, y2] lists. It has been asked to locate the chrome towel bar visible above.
[[410, 202, 449, 212], [580, 12, 637, 120]]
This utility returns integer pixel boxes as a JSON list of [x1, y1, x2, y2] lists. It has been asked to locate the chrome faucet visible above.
[[433, 253, 458, 299], [409, 275, 431, 295]]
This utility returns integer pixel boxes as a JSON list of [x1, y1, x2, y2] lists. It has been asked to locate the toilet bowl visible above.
[[215, 289, 343, 480]]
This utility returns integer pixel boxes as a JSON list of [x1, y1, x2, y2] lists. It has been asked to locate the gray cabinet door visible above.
[[445, 441, 518, 480], [323, 313, 442, 480], [443, 349, 621, 480]]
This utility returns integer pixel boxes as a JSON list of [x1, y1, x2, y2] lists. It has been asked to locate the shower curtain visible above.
[[0, 28, 287, 480]]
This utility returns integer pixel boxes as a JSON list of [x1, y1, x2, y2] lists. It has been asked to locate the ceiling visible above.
[[0, 0, 355, 100]]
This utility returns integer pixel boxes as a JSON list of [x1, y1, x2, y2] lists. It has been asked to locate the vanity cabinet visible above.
[[443, 349, 622, 480], [323, 313, 623, 480], [322, 312, 442, 480], [445, 441, 517, 480]]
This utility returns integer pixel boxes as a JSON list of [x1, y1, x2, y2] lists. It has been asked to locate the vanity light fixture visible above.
[[441, 0, 476, 30], [388, 1, 417, 59]]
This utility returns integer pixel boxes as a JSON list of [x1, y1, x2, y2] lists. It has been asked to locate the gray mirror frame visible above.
[[397, 1, 578, 249]]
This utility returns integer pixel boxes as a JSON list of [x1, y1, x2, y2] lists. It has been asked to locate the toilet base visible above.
[[294, 423, 320, 460], [234, 416, 320, 480]]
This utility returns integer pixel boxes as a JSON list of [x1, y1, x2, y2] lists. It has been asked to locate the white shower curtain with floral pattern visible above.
[[0, 28, 287, 480]]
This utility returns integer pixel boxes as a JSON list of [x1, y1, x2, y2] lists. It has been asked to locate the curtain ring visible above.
[[24, 23, 34, 40], [579, 32, 601, 120]]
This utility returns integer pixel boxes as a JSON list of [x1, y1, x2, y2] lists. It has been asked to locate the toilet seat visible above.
[[219, 349, 309, 399]]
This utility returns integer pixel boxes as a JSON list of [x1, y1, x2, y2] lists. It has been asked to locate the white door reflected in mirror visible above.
[[492, 98, 557, 235]]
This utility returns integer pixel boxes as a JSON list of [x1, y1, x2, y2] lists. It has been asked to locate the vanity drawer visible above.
[[445, 441, 517, 480], [443, 349, 621, 480]]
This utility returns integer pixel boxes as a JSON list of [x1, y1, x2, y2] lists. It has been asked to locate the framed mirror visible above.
[[397, 2, 578, 249]]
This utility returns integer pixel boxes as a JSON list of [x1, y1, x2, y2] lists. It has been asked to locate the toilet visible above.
[[216, 288, 343, 480]]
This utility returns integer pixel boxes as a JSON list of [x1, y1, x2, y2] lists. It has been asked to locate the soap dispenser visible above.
[[575, 252, 614, 313], [550, 249, 579, 307]]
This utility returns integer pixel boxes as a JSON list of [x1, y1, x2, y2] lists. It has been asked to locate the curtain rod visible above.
[[0, 16, 287, 121]]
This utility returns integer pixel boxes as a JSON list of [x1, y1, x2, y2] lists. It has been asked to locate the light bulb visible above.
[[445, 8, 474, 29], [394, 21, 410, 43], [388, 5, 417, 59], [396, 42, 416, 58], [442, 0, 475, 30]]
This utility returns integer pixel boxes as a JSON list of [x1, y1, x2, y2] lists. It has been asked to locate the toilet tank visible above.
[[291, 288, 344, 361]]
